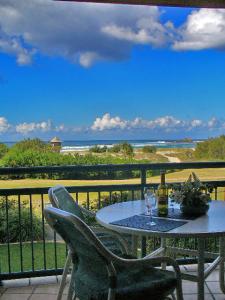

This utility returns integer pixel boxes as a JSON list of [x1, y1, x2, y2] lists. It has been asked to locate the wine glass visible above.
[[144, 188, 156, 226]]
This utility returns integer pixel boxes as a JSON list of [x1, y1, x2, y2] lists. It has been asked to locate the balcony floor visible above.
[[0, 264, 224, 300]]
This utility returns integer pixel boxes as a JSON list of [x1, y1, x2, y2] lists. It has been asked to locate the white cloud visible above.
[[0, 0, 168, 67], [173, 9, 225, 51], [101, 13, 167, 47], [79, 51, 100, 68], [16, 120, 52, 134], [0, 117, 10, 133], [190, 119, 203, 127], [0, 115, 225, 138], [91, 113, 127, 131], [90, 113, 225, 133], [1, 2, 225, 66], [0, 33, 34, 66]]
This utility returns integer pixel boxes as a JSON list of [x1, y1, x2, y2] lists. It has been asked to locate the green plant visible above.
[[142, 145, 157, 154], [0, 198, 42, 243], [89, 145, 107, 153], [170, 172, 211, 207], [195, 135, 225, 160], [120, 142, 134, 156], [109, 144, 121, 153], [0, 143, 8, 159]]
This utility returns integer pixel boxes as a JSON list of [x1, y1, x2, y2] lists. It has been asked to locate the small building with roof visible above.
[[50, 137, 62, 150]]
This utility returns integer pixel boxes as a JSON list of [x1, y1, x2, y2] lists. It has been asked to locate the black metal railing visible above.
[[0, 161, 225, 280]]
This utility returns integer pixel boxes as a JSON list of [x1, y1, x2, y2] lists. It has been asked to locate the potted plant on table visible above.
[[170, 172, 211, 217]]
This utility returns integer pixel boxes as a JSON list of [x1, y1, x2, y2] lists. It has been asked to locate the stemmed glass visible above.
[[144, 187, 156, 226]]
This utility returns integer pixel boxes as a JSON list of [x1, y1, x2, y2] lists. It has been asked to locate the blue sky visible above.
[[0, 1, 225, 141]]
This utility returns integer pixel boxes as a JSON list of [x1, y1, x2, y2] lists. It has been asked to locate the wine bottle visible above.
[[157, 170, 168, 216]]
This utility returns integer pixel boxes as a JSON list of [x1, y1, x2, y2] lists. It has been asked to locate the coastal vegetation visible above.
[[195, 135, 225, 160], [0, 197, 42, 243], [142, 145, 157, 153], [89, 142, 134, 156], [0, 139, 167, 179], [0, 142, 9, 159]]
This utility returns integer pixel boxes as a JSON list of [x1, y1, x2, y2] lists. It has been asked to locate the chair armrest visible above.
[[91, 226, 130, 254], [81, 206, 96, 218], [110, 255, 183, 300], [113, 255, 178, 270], [82, 207, 131, 254]]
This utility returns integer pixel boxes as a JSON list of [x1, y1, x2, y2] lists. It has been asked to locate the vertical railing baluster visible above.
[[29, 194, 34, 272], [41, 193, 47, 270], [215, 187, 218, 200], [76, 192, 78, 203], [109, 191, 112, 204], [87, 192, 90, 210], [141, 168, 147, 257], [54, 230, 58, 270], [131, 190, 134, 201], [18, 195, 23, 272], [141, 168, 147, 199], [120, 191, 123, 202], [98, 192, 101, 209], [5, 196, 11, 274]]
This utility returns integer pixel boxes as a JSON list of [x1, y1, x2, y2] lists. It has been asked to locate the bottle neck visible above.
[[160, 172, 165, 185]]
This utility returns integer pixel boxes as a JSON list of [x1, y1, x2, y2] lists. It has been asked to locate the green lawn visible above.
[[0, 167, 224, 205], [0, 242, 67, 273]]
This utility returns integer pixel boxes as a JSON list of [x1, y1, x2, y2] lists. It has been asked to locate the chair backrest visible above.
[[48, 185, 84, 220], [44, 206, 111, 295]]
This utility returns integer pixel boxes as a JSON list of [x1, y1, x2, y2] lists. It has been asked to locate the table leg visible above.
[[197, 238, 205, 300], [161, 238, 167, 270], [219, 237, 225, 293], [141, 236, 147, 257]]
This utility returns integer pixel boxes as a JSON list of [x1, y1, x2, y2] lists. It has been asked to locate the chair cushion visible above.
[[75, 263, 177, 300]]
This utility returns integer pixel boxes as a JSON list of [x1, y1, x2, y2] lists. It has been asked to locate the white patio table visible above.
[[96, 200, 225, 300]]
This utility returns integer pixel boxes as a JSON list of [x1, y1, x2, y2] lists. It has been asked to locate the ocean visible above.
[[59, 139, 199, 152], [3, 139, 200, 152]]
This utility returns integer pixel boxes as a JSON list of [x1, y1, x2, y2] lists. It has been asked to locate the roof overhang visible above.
[[56, 0, 225, 8]]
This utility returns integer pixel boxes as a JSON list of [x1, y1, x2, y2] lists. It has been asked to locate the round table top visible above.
[[96, 200, 225, 238]]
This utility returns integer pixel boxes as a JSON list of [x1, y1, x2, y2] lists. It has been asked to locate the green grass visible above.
[[0, 167, 225, 205], [0, 242, 67, 273]]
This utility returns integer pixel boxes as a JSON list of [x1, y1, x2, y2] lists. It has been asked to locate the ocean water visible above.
[[60, 139, 199, 152], [3, 139, 200, 152]]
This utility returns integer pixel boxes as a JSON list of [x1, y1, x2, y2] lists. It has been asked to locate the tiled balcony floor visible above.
[[0, 264, 224, 300]]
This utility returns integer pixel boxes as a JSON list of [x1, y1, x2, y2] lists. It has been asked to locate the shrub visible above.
[[109, 142, 134, 156], [89, 145, 107, 153], [0, 198, 42, 243], [109, 144, 121, 153], [195, 135, 225, 160], [88, 191, 133, 211], [0, 143, 8, 159], [142, 145, 157, 154], [11, 138, 51, 152], [120, 142, 134, 156]]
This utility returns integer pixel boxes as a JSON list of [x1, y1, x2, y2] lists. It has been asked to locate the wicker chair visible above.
[[48, 185, 131, 300], [45, 206, 183, 300]]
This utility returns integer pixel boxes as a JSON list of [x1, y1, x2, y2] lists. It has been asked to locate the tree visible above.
[[89, 145, 107, 153], [11, 138, 51, 152], [195, 135, 225, 160], [0, 143, 8, 159], [142, 145, 157, 154], [120, 142, 134, 156]]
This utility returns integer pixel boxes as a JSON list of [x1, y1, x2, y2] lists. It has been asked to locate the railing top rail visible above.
[[0, 161, 225, 175], [0, 180, 224, 196]]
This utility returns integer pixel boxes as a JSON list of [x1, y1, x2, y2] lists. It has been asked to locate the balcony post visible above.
[[141, 168, 147, 257]]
